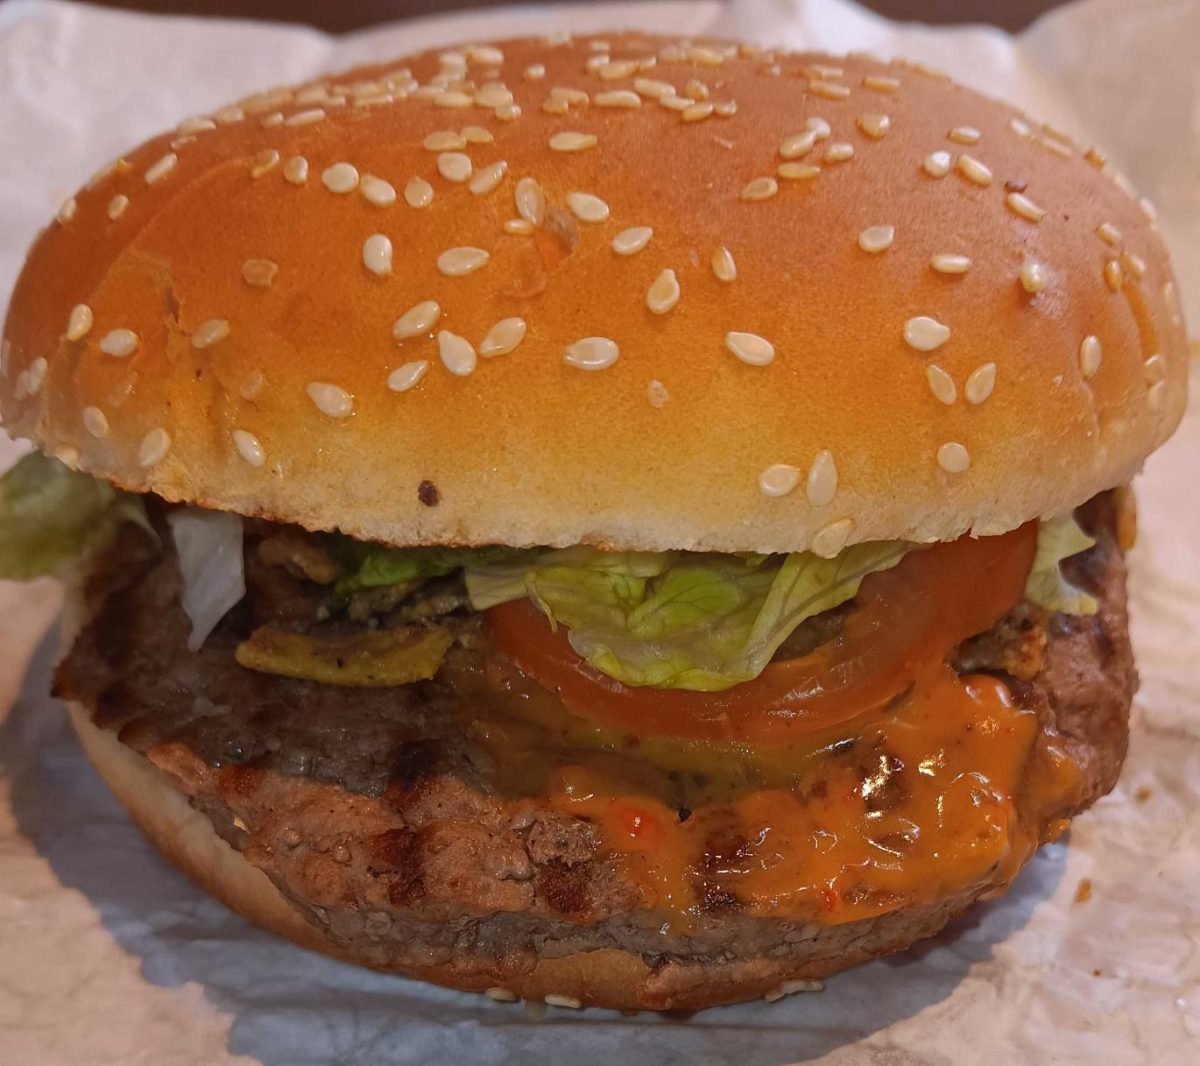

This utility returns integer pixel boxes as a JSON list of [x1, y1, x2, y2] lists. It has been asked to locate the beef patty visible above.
[[54, 493, 1134, 1009]]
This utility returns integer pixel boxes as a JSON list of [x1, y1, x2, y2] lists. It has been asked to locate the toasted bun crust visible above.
[[1, 35, 1187, 552]]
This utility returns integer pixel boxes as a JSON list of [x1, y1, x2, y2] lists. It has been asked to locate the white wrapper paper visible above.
[[0, 1, 1196, 1063]]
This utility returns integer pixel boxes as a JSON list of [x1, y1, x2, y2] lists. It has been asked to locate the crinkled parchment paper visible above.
[[0, 1, 1196, 1063]]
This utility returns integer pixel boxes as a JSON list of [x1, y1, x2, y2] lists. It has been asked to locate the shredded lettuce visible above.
[[465, 543, 908, 691], [1024, 515, 1098, 615], [0, 451, 144, 580], [330, 541, 528, 603]]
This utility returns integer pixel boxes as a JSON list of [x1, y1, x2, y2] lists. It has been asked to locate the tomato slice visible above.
[[488, 524, 1038, 744]]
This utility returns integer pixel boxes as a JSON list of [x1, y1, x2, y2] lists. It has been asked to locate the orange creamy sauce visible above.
[[469, 663, 1082, 928]]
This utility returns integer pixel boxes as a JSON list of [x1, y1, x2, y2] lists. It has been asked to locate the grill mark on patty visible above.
[[536, 858, 592, 917]]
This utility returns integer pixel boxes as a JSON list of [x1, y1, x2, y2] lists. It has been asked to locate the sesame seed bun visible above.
[[0, 35, 1188, 553]]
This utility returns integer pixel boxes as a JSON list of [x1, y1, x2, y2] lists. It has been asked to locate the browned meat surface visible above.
[[54, 493, 1134, 1008]]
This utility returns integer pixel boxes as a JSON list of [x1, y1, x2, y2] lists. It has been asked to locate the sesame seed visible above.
[[658, 93, 691, 113], [714, 100, 738, 117], [712, 245, 736, 281], [25, 357, 47, 395], [232, 429, 265, 467], [392, 300, 441, 340], [494, 103, 522, 122], [566, 192, 610, 223], [858, 225, 894, 253], [725, 331, 775, 366], [923, 151, 952, 177], [470, 161, 508, 196], [740, 177, 778, 201], [1084, 146, 1106, 167], [83, 403, 110, 436], [808, 80, 850, 100], [542, 97, 570, 116], [759, 464, 800, 498], [144, 152, 178, 185], [322, 162, 360, 193], [544, 995, 582, 1010], [515, 177, 545, 225], [806, 117, 832, 141], [806, 450, 838, 506], [684, 79, 710, 101], [54, 445, 80, 467], [239, 369, 265, 400], [177, 116, 216, 134], [433, 90, 473, 109], [405, 177, 434, 208], [362, 234, 394, 276], [964, 362, 997, 404], [930, 253, 971, 275], [823, 142, 854, 163], [388, 360, 429, 392], [1006, 192, 1044, 222], [612, 226, 653, 255], [647, 269, 681, 315], [479, 317, 527, 357], [1079, 335, 1102, 378], [66, 304, 94, 341], [647, 379, 669, 408], [358, 174, 396, 207], [857, 113, 890, 139], [634, 77, 674, 99], [436, 151, 471, 183], [138, 428, 171, 468], [285, 108, 326, 127], [504, 218, 534, 235], [594, 89, 641, 108], [948, 126, 980, 145], [213, 104, 244, 124], [1104, 259, 1123, 292], [1148, 380, 1167, 410], [777, 162, 821, 181], [439, 244, 489, 277], [107, 194, 130, 220], [240, 259, 278, 289], [249, 149, 280, 178], [812, 518, 854, 559], [170, 134, 197, 149], [956, 155, 992, 186], [1039, 135, 1072, 157], [99, 329, 138, 357], [437, 330, 477, 376], [1140, 197, 1158, 222], [1096, 222, 1121, 245], [563, 337, 619, 370], [524, 64, 546, 81], [1019, 259, 1048, 293], [1164, 281, 1181, 325], [191, 318, 230, 349], [306, 382, 353, 417], [904, 316, 950, 352], [1143, 353, 1165, 384], [1009, 116, 1032, 137], [283, 156, 308, 184], [466, 44, 504, 65], [780, 130, 818, 159], [598, 60, 639, 81], [862, 75, 900, 92], [425, 130, 467, 151], [936, 442, 970, 474], [549, 86, 589, 106], [549, 131, 598, 153], [461, 125, 493, 144], [925, 364, 957, 405], [682, 102, 715, 122], [1123, 252, 1147, 280], [260, 113, 283, 128]]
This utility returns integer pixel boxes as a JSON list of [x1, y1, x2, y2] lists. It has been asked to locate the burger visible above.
[[0, 34, 1187, 1011]]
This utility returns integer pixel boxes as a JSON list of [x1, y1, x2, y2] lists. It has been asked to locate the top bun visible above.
[[0, 34, 1187, 554]]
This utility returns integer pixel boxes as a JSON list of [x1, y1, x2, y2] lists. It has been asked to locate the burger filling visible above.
[[1, 453, 1132, 938]]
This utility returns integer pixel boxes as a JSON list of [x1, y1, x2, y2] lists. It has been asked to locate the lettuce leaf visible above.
[[1024, 514, 1098, 615], [329, 542, 531, 603], [466, 542, 907, 691], [0, 451, 143, 580]]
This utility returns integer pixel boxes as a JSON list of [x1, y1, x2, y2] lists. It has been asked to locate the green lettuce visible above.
[[0, 451, 143, 580], [465, 543, 907, 691], [329, 541, 531, 602], [1023, 514, 1098, 615]]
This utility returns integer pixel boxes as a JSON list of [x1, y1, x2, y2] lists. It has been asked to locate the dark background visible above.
[[74, 0, 1071, 33]]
